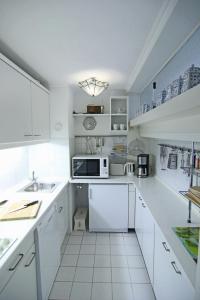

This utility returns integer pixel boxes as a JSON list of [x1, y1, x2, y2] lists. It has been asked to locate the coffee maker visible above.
[[137, 154, 149, 178]]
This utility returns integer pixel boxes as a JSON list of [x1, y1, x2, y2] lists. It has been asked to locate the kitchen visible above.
[[0, 1, 200, 300]]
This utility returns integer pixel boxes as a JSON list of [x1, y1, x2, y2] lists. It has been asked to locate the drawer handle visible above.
[[25, 252, 35, 267], [9, 253, 24, 271], [33, 134, 41, 137], [162, 242, 170, 252], [171, 261, 181, 275], [24, 134, 32, 137], [59, 206, 63, 213], [142, 203, 146, 208]]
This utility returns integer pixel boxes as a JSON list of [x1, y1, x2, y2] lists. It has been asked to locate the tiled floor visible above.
[[49, 231, 155, 300]]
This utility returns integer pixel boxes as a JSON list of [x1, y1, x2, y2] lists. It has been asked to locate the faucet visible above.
[[32, 171, 37, 183], [31, 171, 38, 192]]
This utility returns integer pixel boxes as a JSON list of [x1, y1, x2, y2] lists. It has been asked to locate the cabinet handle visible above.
[[24, 134, 32, 137], [33, 134, 41, 137], [9, 253, 24, 271], [25, 252, 35, 267], [171, 261, 181, 275], [162, 242, 170, 252], [142, 203, 146, 208], [59, 206, 63, 213]]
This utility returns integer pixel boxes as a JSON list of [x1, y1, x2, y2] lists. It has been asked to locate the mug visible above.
[[113, 124, 119, 130], [120, 124, 125, 130]]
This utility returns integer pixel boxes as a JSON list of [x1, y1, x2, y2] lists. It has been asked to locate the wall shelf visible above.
[[130, 84, 200, 127], [73, 113, 110, 117]]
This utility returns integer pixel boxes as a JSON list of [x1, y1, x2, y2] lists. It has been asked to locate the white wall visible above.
[[0, 146, 29, 193]]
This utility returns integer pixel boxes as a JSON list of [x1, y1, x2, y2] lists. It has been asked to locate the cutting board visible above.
[[185, 192, 200, 207], [0, 200, 41, 221]]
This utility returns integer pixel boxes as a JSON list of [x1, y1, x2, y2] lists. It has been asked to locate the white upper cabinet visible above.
[[0, 59, 32, 143], [0, 57, 50, 147], [31, 82, 49, 140]]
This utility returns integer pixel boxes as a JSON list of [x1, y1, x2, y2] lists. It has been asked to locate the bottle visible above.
[[152, 82, 157, 109]]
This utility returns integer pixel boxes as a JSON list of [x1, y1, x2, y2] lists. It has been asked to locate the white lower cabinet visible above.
[[56, 187, 69, 246], [89, 184, 128, 232], [128, 184, 135, 228], [135, 189, 154, 284], [0, 240, 37, 300], [154, 225, 195, 300]]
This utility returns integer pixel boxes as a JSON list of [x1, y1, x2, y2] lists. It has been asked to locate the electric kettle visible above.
[[124, 162, 135, 176]]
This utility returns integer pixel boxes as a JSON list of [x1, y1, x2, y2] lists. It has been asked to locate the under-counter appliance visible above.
[[35, 206, 60, 300], [72, 155, 109, 178], [137, 154, 149, 178]]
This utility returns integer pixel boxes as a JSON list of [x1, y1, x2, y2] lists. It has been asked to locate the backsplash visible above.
[[0, 147, 29, 193], [149, 139, 200, 193]]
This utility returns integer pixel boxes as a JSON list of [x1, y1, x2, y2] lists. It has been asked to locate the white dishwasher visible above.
[[35, 205, 60, 300], [89, 184, 128, 232]]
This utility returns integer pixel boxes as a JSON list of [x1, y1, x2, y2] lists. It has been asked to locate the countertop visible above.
[[0, 179, 68, 271], [70, 175, 200, 287]]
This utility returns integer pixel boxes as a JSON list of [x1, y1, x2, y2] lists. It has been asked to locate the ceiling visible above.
[[0, 0, 167, 90]]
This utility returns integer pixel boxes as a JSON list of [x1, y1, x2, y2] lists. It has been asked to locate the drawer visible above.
[[129, 184, 135, 192]]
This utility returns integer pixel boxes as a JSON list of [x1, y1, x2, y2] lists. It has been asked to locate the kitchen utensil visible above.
[[167, 150, 178, 169], [160, 145, 167, 170], [83, 116, 96, 130], [0, 200, 41, 221], [110, 163, 125, 176], [124, 162, 135, 176], [8, 200, 39, 214]]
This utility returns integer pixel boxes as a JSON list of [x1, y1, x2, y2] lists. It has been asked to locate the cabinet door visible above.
[[0, 244, 37, 300], [0, 59, 32, 143], [89, 184, 128, 232], [128, 184, 135, 228], [56, 187, 68, 246], [142, 203, 154, 284], [154, 225, 194, 300], [31, 82, 49, 140], [135, 190, 143, 248]]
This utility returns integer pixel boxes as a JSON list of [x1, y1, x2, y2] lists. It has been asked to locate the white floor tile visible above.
[[61, 255, 78, 267], [110, 245, 125, 255], [112, 268, 131, 283], [96, 233, 110, 237], [80, 244, 96, 254], [84, 232, 97, 237], [68, 236, 83, 245], [110, 233, 123, 237], [71, 231, 84, 236], [77, 255, 95, 267], [65, 244, 81, 255], [95, 245, 110, 255], [56, 267, 76, 282], [123, 245, 141, 255], [129, 268, 150, 283], [74, 267, 93, 282], [110, 237, 124, 245], [92, 283, 112, 300], [132, 283, 155, 300], [96, 236, 110, 244], [127, 255, 145, 268], [49, 281, 72, 300], [112, 283, 134, 300], [123, 237, 139, 246], [82, 236, 96, 244], [70, 282, 92, 300], [93, 268, 111, 282], [111, 256, 128, 268], [94, 255, 111, 267]]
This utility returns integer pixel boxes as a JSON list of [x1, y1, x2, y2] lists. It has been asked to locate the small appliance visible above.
[[110, 163, 124, 176], [137, 154, 149, 178], [72, 155, 109, 178], [124, 162, 135, 176]]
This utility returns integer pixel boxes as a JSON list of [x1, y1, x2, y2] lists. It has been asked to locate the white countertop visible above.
[[70, 175, 200, 287], [0, 179, 68, 271]]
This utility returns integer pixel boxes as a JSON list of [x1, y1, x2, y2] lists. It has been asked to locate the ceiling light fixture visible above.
[[78, 77, 109, 97]]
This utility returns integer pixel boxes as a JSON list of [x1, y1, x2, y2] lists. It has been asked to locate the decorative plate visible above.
[[83, 116, 97, 130]]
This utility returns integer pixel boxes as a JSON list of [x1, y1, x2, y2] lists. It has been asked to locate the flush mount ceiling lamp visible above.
[[78, 77, 109, 97]]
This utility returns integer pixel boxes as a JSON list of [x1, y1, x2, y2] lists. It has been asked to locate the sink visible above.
[[0, 238, 16, 259], [19, 182, 59, 193]]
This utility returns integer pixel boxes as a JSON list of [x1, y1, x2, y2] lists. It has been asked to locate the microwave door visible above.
[[74, 159, 100, 177]]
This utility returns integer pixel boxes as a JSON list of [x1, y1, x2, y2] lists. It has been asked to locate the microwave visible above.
[[72, 155, 109, 178]]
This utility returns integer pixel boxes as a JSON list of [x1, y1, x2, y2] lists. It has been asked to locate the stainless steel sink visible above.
[[19, 182, 59, 193]]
